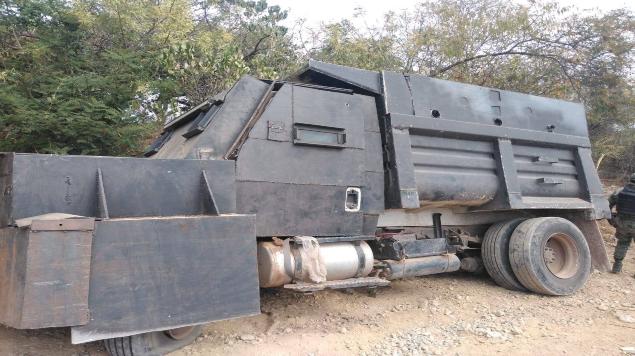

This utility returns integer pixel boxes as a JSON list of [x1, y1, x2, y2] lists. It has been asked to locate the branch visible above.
[[11, 28, 22, 49], [429, 38, 536, 76], [162, 0, 177, 46], [431, 50, 567, 76], [429, 48, 584, 99], [18, 31, 40, 40], [243, 35, 270, 61]]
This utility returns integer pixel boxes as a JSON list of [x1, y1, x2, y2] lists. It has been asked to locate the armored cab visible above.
[[0, 61, 610, 356]]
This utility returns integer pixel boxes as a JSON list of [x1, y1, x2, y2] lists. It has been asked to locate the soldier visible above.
[[609, 173, 635, 274]]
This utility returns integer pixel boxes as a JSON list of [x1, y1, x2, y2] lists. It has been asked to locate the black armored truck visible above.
[[0, 61, 611, 355]]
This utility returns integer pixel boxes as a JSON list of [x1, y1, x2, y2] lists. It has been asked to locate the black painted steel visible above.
[[0, 153, 236, 226], [293, 60, 610, 219], [71, 215, 259, 344]]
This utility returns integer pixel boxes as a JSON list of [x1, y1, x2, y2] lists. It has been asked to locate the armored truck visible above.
[[0, 60, 611, 355]]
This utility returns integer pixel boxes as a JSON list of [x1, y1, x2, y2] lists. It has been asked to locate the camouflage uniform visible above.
[[609, 175, 635, 274]]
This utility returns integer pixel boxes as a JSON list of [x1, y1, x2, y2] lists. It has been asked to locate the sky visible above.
[[270, 0, 634, 28]]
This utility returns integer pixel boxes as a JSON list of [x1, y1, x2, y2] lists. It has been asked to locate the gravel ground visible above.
[[1, 220, 634, 356]]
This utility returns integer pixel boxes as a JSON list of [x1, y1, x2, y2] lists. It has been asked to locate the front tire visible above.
[[103, 325, 202, 356], [509, 217, 591, 296]]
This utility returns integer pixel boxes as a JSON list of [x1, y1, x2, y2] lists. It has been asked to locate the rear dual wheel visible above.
[[103, 325, 202, 356], [482, 219, 527, 291], [482, 217, 591, 296], [509, 217, 591, 296]]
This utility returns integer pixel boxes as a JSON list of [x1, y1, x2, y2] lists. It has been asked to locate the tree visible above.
[[0, 0, 296, 155], [0, 0, 154, 155], [308, 19, 402, 71]]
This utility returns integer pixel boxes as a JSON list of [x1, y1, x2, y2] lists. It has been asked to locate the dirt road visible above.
[[1, 221, 634, 356]]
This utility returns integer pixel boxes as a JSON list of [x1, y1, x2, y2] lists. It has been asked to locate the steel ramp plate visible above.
[[71, 215, 259, 344], [283, 277, 390, 293]]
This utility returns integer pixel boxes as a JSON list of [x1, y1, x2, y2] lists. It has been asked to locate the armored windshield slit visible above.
[[182, 103, 222, 139], [143, 130, 173, 157], [163, 99, 213, 130]]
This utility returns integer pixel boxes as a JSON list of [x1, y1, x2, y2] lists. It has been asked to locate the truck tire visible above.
[[103, 325, 202, 356], [509, 217, 591, 296], [481, 219, 527, 291]]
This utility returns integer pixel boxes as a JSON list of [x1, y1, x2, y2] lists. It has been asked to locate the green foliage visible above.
[[0, 0, 151, 155], [0, 0, 633, 173], [310, 19, 402, 71], [0, 0, 296, 156]]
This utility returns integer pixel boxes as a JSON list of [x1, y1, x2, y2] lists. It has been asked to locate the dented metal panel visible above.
[[409, 135, 498, 206]]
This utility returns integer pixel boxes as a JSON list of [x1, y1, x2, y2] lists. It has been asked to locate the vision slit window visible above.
[[293, 124, 346, 148], [182, 103, 222, 139]]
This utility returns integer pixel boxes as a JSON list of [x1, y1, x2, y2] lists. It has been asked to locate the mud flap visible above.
[[566, 213, 611, 272], [71, 214, 259, 344]]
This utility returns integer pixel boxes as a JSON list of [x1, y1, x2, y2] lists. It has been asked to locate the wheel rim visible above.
[[543, 233, 579, 279], [164, 326, 196, 340]]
